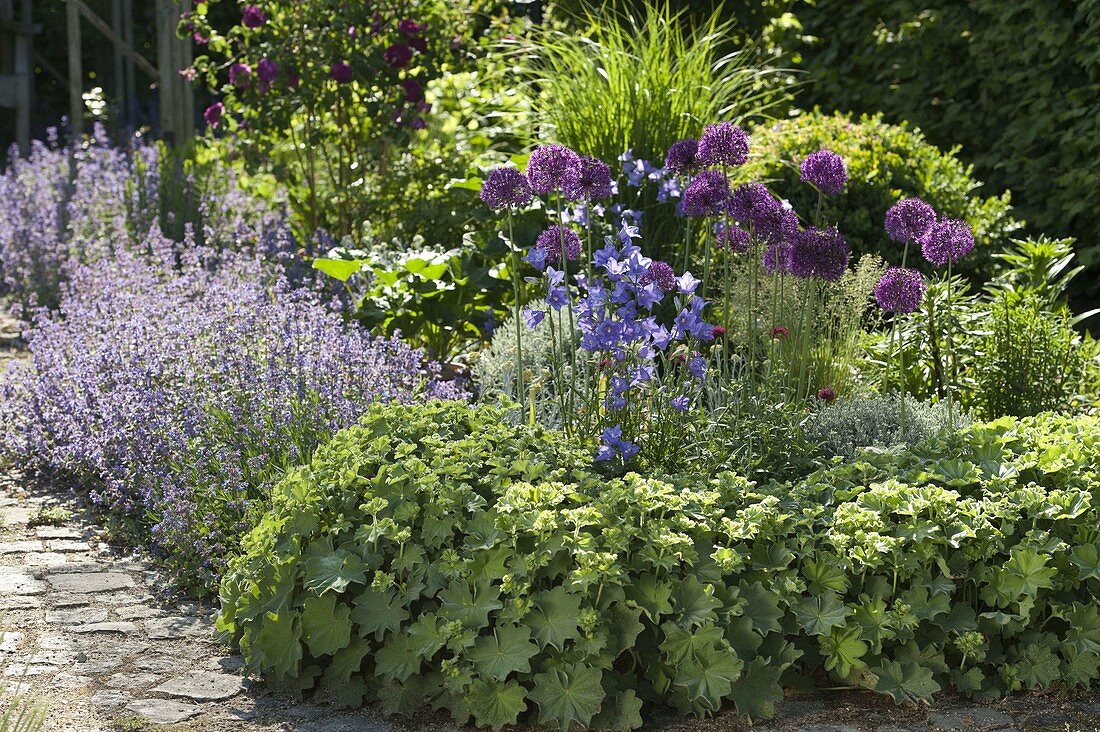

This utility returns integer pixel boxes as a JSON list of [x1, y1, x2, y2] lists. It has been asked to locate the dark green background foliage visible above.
[[219, 402, 1100, 728], [797, 0, 1100, 301], [744, 111, 1021, 280]]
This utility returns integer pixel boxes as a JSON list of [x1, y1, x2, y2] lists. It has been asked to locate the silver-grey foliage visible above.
[[809, 394, 970, 458]]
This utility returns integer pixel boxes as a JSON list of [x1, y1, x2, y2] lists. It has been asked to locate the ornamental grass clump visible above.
[[0, 237, 461, 593]]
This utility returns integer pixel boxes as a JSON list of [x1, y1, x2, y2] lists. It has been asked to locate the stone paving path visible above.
[[1, 479, 1098, 732]]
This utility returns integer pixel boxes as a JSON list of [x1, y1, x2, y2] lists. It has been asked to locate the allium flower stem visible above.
[[899, 243, 910, 431], [508, 212, 526, 421], [945, 258, 956, 431]]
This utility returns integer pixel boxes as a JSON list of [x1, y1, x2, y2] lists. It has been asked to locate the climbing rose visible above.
[[241, 5, 266, 29], [329, 62, 352, 83], [203, 102, 223, 128]]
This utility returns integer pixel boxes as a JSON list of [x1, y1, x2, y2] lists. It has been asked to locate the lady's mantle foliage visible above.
[[220, 402, 1100, 729]]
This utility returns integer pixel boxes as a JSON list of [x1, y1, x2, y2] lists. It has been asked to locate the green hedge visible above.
[[218, 402, 1100, 729], [797, 0, 1100, 299], [745, 111, 1021, 280]]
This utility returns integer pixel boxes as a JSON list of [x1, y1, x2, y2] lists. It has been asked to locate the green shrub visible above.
[[744, 111, 1021, 280], [797, 0, 1100, 300], [973, 290, 1088, 419], [219, 402, 1100, 728], [808, 393, 965, 458]]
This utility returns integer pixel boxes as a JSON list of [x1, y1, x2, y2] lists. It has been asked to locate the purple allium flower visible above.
[[762, 240, 794, 275], [383, 44, 414, 69], [329, 62, 352, 83], [817, 387, 837, 403], [401, 78, 424, 102], [682, 170, 729, 217], [241, 4, 266, 29], [727, 183, 797, 245], [670, 395, 691, 411], [697, 122, 749, 168], [799, 149, 848, 196], [664, 138, 700, 174], [564, 156, 613, 201], [885, 197, 936, 245], [203, 102, 224, 128], [640, 261, 676, 292], [535, 225, 582, 263], [228, 63, 251, 88], [479, 167, 532, 211], [716, 224, 750, 253], [398, 19, 426, 35], [920, 218, 975, 267], [256, 58, 278, 85], [789, 226, 850, 282], [526, 145, 582, 196], [874, 267, 927, 313]]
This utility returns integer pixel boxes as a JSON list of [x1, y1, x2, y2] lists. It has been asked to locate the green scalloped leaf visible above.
[[590, 689, 644, 731], [530, 664, 605, 731], [671, 576, 722, 627], [467, 624, 539, 680], [303, 548, 369, 595], [466, 678, 528, 731], [740, 582, 783, 635], [792, 593, 851, 637], [820, 625, 867, 679], [872, 660, 940, 704], [440, 581, 503, 630], [672, 643, 744, 713], [375, 633, 421, 682], [525, 586, 582, 651], [247, 605, 302, 678], [301, 593, 353, 658], [350, 587, 407, 641], [727, 655, 784, 722]]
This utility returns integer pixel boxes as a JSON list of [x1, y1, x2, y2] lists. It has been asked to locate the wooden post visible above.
[[122, 0, 135, 128], [12, 0, 30, 153], [111, 0, 123, 123], [66, 0, 83, 138], [155, 0, 193, 146]]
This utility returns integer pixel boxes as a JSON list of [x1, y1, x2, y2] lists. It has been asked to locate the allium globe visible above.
[[640, 261, 676, 292], [681, 170, 729, 218], [716, 224, 750, 253], [329, 62, 352, 83], [241, 4, 266, 29], [479, 167, 532, 211], [789, 226, 850, 282], [564, 156, 613, 201], [874, 267, 927, 313], [799, 150, 848, 196], [203, 102, 224, 128], [535, 225, 582, 263], [664, 138, 700, 174], [697, 122, 749, 168], [728, 183, 798, 245], [526, 145, 582, 195], [920, 218, 974, 267], [885, 197, 936, 245]]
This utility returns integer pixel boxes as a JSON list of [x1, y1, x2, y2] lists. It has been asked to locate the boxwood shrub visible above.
[[745, 111, 1022, 281], [218, 402, 1100, 729]]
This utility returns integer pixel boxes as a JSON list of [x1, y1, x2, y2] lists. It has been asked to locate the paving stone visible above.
[[27, 650, 77, 665], [34, 526, 84, 539], [90, 689, 133, 710], [0, 632, 23, 652], [115, 604, 165, 620], [35, 633, 73, 650], [22, 552, 72, 567], [3, 662, 56, 677], [0, 506, 31, 525], [0, 595, 40, 610], [49, 672, 91, 689], [105, 671, 161, 689], [66, 621, 140, 634], [50, 593, 91, 608], [145, 615, 212, 640], [46, 540, 91, 553], [135, 656, 188, 674], [44, 607, 108, 625], [300, 717, 394, 732], [208, 655, 245, 673], [0, 539, 43, 554], [151, 669, 245, 701], [0, 569, 47, 595], [72, 657, 124, 675], [46, 571, 135, 593], [930, 708, 1015, 731], [125, 698, 203, 724]]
